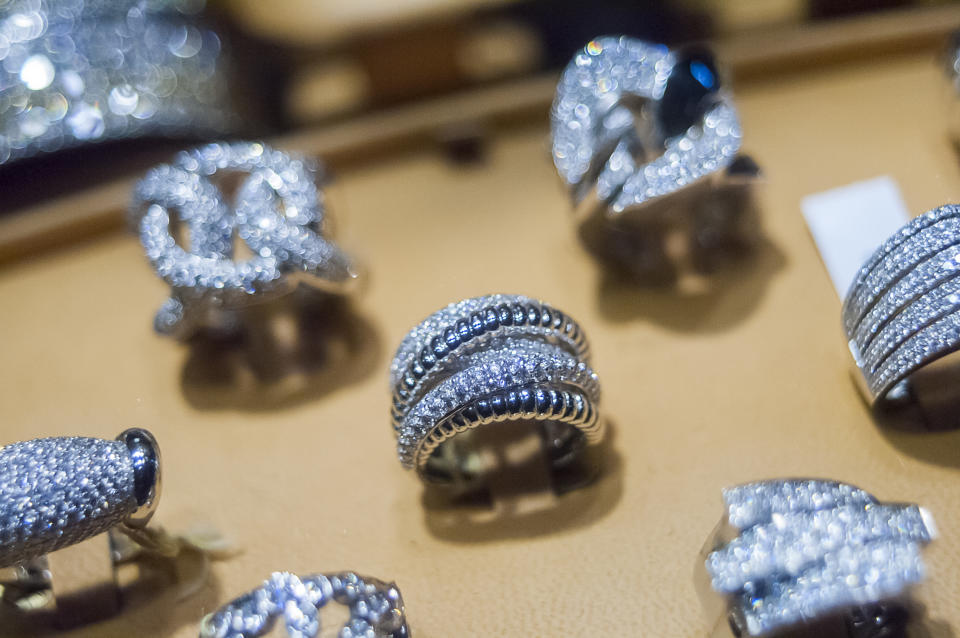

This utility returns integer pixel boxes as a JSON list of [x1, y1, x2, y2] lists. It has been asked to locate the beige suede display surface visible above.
[[1, 51, 959, 637]]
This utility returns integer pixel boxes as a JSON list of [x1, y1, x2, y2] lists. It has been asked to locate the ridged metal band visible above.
[[200, 571, 408, 638], [700, 479, 935, 637], [412, 384, 602, 476], [389, 294, 589, 432], [550, 36, 742, 215], [842, 204, 960, 402], [390, 294, 602, 482]]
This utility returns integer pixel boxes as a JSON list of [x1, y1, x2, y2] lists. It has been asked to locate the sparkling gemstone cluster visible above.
[[842, 204, 960, 399], [707, 479, 934, 636], [131, 141, 356, 338], [0, 436, 136, 568], [550, 36, 742, 214], [200, 571, 408, 638]]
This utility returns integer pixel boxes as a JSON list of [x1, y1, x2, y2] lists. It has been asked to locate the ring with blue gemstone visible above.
[[551, 36, 747, 216]]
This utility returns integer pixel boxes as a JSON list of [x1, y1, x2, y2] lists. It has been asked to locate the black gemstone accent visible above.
[[519, 389, 536, 413], [541, 308, 552, 326], [476, 399, 493, 419], [444, 328, 459, 349], [527, 305, 539, 325], [535, 389, 551, 414], [483, 308, 499, 330], [490, 395, 507, 416], [420, 348, 436, 370], [658, 45, 721, 139], [506, 391, 521, 413], [431, 336, 447, 358], [513, 305, 526, 325], [456, 319, 472, 342], [470, 313, 485, 336], [497, 304, 513, 325]]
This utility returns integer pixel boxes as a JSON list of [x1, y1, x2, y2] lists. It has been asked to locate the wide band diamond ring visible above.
[[698, 479, 936, 637], [200, 571, 408, 638], [842, 204, 960, 405], [390, 294, 603, 484], [130, 141, 359, 339]]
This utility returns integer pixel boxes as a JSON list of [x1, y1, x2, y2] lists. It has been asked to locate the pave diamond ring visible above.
[[698, 479, 936, 637], [0, 429, 166, 618], [0, 429, 161, 569], [390, 294, 603, 484], [551, 36, 744, 217], [131, 141, 360, 339], [200, 571, 408, 638], [842, 204, 960, 406]]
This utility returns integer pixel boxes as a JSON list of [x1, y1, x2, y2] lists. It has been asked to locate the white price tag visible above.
[[801, 176, 910, 298]]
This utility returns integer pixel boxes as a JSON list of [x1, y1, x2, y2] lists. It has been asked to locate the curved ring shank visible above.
[[842, 204, 960, 403], [392, 294, 603, 484], [415, 384, 603, 482]]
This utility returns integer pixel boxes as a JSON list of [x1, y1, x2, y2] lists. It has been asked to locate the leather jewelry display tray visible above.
[[0, 7, 959, 637]]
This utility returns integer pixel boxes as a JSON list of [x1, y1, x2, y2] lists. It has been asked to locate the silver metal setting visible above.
[[551, 36, 743, 216], [698, 479, 936, 638], [390, 294, 603, 483], [200, 571, 409, 638], [130, 141, 360, 339], [0, 0, 234, 166], [842, 204, 960, 404]]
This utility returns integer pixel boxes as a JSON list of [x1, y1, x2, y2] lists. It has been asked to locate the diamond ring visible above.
[[130, 141, 360, 339], [200, 571, 408, 638], [551, 37, 758, 278], [698, 479, 936, 637], [0, 429, 166, 619], [390, 294, 603, 484], [842, 204, 960, 406], [551, 36, 745, 216]]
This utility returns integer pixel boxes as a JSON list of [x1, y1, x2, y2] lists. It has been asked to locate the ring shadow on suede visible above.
[[0, 545, 222, 638], [592, 169, 785, 334], [421, 419, 622, 543], [179, 289, 380, 412]]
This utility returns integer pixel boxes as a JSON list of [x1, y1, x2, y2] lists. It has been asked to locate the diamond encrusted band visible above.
[[390, 294, 603, 482], [199, 571, 408, 638], [700, 479, 935, 637], [0, 0, 234, 166], [0, 429, 161, 569], [842, 204, 960, 402], [131, 141, 359, 339], [551, 36, 742, 215]]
